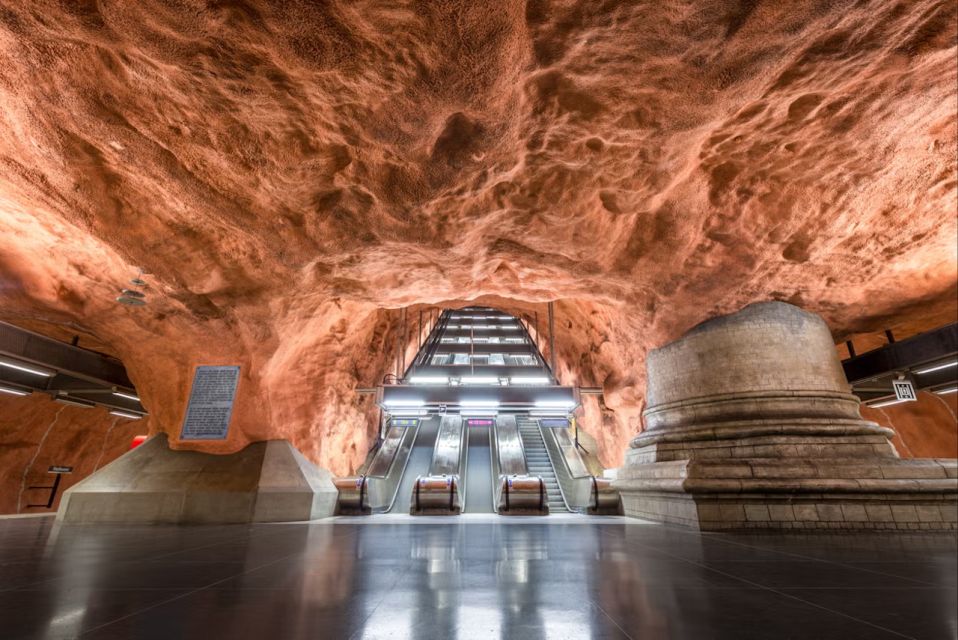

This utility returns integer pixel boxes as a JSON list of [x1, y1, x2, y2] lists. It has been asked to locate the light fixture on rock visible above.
[[117, 269, 148, 306]]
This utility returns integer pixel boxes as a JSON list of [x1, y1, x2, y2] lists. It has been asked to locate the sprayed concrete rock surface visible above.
[[0, 2, 955, 474]]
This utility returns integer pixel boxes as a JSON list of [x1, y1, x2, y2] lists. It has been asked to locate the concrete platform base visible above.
[[56, 434, 337, 524]]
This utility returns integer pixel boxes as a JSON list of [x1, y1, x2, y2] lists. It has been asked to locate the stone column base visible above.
[[57, 434, 338, 524], [614, 458, 958, 531]]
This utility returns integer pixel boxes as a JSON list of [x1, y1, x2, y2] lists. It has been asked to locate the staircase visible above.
[[517, 417, 568, 513]]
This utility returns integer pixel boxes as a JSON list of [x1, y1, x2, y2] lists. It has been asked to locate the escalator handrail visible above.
[[536, 419, 580, 513], [384, 420, 423, 512]]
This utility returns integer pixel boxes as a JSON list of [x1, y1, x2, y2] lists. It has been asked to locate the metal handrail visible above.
[[383, 420, 422, 512], [537, 419, 590, 512]]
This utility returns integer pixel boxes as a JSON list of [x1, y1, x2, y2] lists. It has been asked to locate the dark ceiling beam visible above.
[[0, 321, 134, 389]]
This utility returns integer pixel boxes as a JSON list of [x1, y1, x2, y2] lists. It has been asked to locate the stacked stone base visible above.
[[616, 457, 958, 531]]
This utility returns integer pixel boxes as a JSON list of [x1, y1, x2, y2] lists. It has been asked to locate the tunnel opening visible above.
[[338, 305, 622, 517]]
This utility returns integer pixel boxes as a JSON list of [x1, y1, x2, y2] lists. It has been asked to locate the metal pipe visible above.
[[885, 329, 896, 344], [846, 340, 857, 358], [548, 301, 556, 377]]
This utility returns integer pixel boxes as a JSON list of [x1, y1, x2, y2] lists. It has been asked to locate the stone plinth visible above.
[[57, 434, 338, 524], [614, 302, 958, 531]]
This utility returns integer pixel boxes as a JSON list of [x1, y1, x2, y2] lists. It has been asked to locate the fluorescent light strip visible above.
[[388, 410, 428, 417], [868, 398, 910, 408], [384, 399, 425, 407], [0, 385, 29, 396], [529, 410, 568, 417], [113, 391, 140, 402], [460, 400, 499, 408], [535, 400, 576, 409], [934, 386, 957, 395], [0, 359, 53, 377], [55, 397, 94, 408], [511, 376, 550, 385], [460, 410, 498, 417], [460, 376, 499, 385], [408, 376, 449, 385], [110, 410, 144, 420], [914, 361, 958, 375]]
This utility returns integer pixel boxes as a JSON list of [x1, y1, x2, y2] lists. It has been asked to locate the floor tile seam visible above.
[[596, 527, 918, 640], [75, 547, 317, 637], [684, 535, 942, 588], [589, 599, 636, 640]]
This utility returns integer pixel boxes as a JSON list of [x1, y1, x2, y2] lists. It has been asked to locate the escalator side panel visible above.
[[389, 416, 441, 513]]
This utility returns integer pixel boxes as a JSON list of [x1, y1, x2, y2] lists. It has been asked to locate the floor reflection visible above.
[[0, 516, 954, 639]]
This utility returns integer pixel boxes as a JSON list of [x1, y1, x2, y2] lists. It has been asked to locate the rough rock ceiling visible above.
[[0, 1, 955, 474]]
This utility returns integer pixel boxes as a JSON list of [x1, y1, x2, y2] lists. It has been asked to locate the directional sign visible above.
[[48, 465, 73, 474], [893, 380, 917, 402]]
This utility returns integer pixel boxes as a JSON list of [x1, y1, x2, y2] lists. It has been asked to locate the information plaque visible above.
[[180, 366, 240, 440]]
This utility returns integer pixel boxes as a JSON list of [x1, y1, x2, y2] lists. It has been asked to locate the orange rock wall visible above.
[[0, 2, 955, 474], [860, 391, 958, 459], [0, 392, 144, 514]]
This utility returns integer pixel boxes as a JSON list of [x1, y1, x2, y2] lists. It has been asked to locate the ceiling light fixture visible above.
[[0, 357, 54, 377], [914, 361, 958, 375], [867, 398, 910, 408], [384, 399, 426, 408], [55, 397, 95, 408], [934, 386, 957, 395], [113, 391, 140, 402], [535, 400, 576, 409], [408, 376, 449, 385], [0, 384, 29, 396], [511, 376, 550, 385], [109, 410, 145, 420]]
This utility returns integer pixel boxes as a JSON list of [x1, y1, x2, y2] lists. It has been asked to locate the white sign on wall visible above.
[[892, 379, 917, 402], [180, 366, 241, 440]]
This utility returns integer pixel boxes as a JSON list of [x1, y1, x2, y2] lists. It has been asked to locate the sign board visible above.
[[180, 366, 240, 440], [466, 418, 494, 427], [48, 465, 73, 474], [539, 418, 571, 429], [390, 418, 420, 428], [893, 379, 917, 402]]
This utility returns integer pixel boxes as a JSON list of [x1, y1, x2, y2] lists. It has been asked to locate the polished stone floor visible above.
[[0, 514, 955, 640]]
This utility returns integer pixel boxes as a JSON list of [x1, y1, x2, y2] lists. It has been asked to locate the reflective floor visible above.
[[1, 514, 956, 640]]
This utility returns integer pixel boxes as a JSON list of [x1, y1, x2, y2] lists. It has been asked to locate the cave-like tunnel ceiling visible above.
[[0, 1, 955, 474]]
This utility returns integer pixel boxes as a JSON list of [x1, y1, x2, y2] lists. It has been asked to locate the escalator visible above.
[[390, 416, 441, 513], [462, 424, 494, 514], [517, 417, 568, 513]]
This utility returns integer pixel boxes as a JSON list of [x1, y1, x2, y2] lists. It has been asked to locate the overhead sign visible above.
[[893, 379, 917, 402], [180, 366, 240, 440], [48, 465, 73, 474], [539, 418, 571, 429]]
